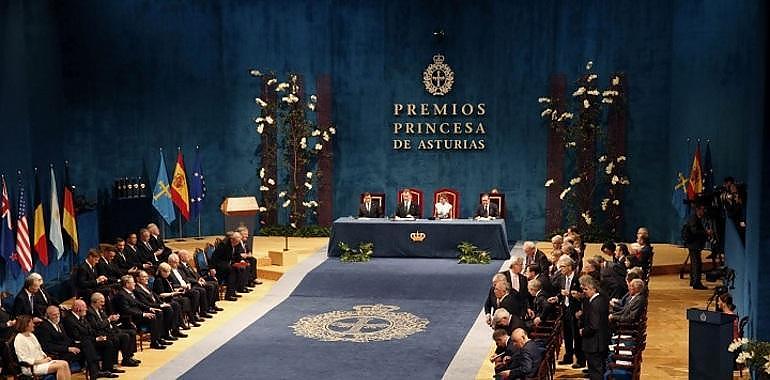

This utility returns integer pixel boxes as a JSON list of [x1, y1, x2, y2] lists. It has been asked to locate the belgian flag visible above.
[[33, 168, 49, 266]]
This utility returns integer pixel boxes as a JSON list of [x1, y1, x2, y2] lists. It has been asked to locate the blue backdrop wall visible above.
[[0, 0, 767, 322]]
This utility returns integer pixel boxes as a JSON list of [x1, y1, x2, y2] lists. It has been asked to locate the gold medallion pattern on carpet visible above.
[[291, 304, 429, 343]]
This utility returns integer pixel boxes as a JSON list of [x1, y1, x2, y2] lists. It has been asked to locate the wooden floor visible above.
[[476, 243, 747, 380], [72, 236, 328, 380]]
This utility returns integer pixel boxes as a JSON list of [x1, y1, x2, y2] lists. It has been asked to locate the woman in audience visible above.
[[434, 194, 452, 219], [717, 293, 739, 339], [13, 314, 71, 380]]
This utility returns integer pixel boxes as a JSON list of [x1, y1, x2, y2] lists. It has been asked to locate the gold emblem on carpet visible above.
[[291, 304, 429, 343]]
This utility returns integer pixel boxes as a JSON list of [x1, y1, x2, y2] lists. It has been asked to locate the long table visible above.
[[327, 217, 510, 259]]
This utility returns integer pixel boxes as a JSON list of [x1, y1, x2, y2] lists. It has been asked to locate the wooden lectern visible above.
[[686, 308, 737, 380], [220, 196, 259, 234]]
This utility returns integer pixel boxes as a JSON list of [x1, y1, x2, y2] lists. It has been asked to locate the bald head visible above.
[[512, 328, 529, 348], [72, 300, 87, 316]]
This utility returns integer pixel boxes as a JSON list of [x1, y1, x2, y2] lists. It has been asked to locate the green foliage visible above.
[[338, 241, 374, 263], [457, 241, 491, 264], [258, 224, 331, 237]]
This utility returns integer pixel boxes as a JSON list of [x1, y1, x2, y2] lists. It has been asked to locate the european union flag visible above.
[[189, 147, 206, 220], [703, 141, 714, 192], [152, 150, 176, 225]]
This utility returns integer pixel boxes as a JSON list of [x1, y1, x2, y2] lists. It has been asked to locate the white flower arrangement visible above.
[[612, 199, 620, 206], [254, 117, 264, 123], [267, 78, 277, 85], [587, 89, 600, 96], [259, 168, 265, 179], [602, 98, 614, 104], [586, 61, 593, 70], [265, 116, 274, 124], [311, 129, 321, 136], [322, 132, 330, 142], [278, 191, 286, 198], [544, 179, 555, 187], [304, 182, 312, 190], [612, 76, 620, 86], [300, 137, 307, 149], [565, 141, 577, 148], [314, 143, 323, 151], [310, 94, 317, 103], [581, 211, 592, 225], [255, 98, 268, 107], [249, 69, 263, 77], [259, 186, 269, 191], [583, 99, 590, 108], [620, 177, 630, 185], [538, 97, 551, 103], [306, 172, 313, 179], [605, 162, 615, 174], [275, 82, 290, 92], [329, 127, 336, 135], [559, 187, 572, 200], [308, 103, 316, 111], [256, 125, 264, 134], [572, 87, 586, 97], [267, 178, 276, 185], [598, 155, 607, 162], [611, 175, 620, 185], [569, 177, 582, 185], [587, 74, 598, 83], [617, 155, 626, 162], [557, 112, 574, 122], [282, 200, 291, 208], [601, 198, 609, 211], [541, 109, 553, 118]]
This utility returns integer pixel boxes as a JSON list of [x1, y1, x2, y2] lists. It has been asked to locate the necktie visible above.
[[54, 322, 61, 333], [486, 205, 489, 217], [29, 294, 34, 311], [565, 275, 571, 307], [366, 202, 370, 212]]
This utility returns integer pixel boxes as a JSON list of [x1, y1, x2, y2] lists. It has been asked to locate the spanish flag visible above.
[[33, 168, 49, 266], [686, 143, 703, 200], [170, 149, 190, 221], [62, 161, 79, 254]]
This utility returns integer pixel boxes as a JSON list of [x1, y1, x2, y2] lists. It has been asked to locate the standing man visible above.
[[395, 189, 420, 218], [683, 204, 710, 290], [501, 257, 528, 318], [358, 192, 383, 218], [579, 275, 610, 380], [474, 193, 499, 218], [523, 241, 550, 275], [548, 255, 584, 368]]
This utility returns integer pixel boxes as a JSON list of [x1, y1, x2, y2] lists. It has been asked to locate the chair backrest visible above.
[[432, 188, 460, 218], [396, 188, 424, 217], [195, 248, 209, 271], [360, 192, 386, 215], [480, 192, 506, 218]]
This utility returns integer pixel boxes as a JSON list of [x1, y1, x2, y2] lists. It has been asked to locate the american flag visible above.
[[15, 177, 32, 273]]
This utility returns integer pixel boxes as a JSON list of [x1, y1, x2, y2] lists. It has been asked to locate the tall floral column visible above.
[[315, 75, 334, 227], [253, 71, 279, 226], [544, 74, 567, 235]]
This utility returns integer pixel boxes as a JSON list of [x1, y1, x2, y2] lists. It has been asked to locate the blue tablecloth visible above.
[[328, 217, 510, 259]]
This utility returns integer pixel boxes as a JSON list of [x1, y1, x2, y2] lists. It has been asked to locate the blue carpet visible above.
[[182, 258, 501, 379]]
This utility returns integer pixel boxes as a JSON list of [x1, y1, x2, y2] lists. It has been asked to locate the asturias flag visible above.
[[189, 147, 206, 220], [153, 150, 176, 225], [170, 149, 190, 221], [0, 175, 19, 277], [33, 169, 49, 266], [62, 162, 79, 254], [49, 166, 65, 260], [686, 143, 703, 200]]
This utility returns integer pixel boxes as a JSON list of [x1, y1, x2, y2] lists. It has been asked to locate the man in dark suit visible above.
[[87, 292, 140, 367], [395, 189, 420, 218], [148, 223, 174, 261], [12, 277, 45, 318], [492, 281, 521, 321], [579, 275, 610, 380], [96, 246, 126, 285], [500, 257, 529, 319], [135, 270, 187, 336], [178, 250, 223, 314], [474, 193, 499, 218], [236, 226, 261, 286], [526, 265, 555, 297], [491, 328, 517, 375], [76, 249, 111, 300], [167, 253, 210, 319], [0, 299, 14, 342], [113, 275, 169, 349], [683, 203, 710, 289], [211, 234, 240, 301], [609, 279, 647, 325], [548, 255, 584, 368], [358, 192, 383, 218], [523, 241, 550, 275], [527, 279, 555, 327], [498, 328, 546, 380], [137, 228, 164, 271], [113, 238, 140, 275], [485, 274, 509, 326], [63, 300, 121, 377]]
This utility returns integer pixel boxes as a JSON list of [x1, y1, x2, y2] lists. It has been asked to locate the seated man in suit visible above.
[[148, 223, 174, 261], [395, 189, 420, 218], [178, 250, 223, 314], [497, 328, 546, 380], [113, 238, 140, 275], [113, 275, 169, 350], [135, 270, 187, 336], [137, 228, 164, 272], [358, 192, 383, 218], [474, 193, 499, 219], [493, 308, 525, 336], [433, 193, 453, 219], [75, 249, 111, 301], [87, 292, 140, 367], [210, 233, 241, 301], [526, 265, 555, 297], [167, 254, 211, 319], [609, 279, 647, 325], [236, 226, 261, 286], [13, 277, 46, 318], [527, 279, 555, 328], [490, 328, 517, 375], [96, 246, 126, 285], [609, 269, 643, 314], [493, 281, 522, 321], [62, 300, 121, 377]]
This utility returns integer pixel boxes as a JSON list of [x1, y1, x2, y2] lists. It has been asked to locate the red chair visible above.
[[433, 188, 460, 219], [396, 188, 424, 218], [360, 192, 386, 216], [480, 192, 506, 219]]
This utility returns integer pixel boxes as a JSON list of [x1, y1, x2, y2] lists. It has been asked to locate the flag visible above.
[[153, 150, 176, 225], [170, 149, 190, 221], [686, 143, 703, 200], [1, 175, 19, 277], [49, 166, 64, 259], [189, 147, 206, 220], [14, 175, 33, 273], [703, 141, 714, 192], [33, 169, 49, 266], [62, 162, 79, 253]]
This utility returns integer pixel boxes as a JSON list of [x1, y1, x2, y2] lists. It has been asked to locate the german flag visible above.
[[33, 168, 49, 266], [62, 161, 79, 254]]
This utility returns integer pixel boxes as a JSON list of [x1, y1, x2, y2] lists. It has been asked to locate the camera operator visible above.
[[717, 177, 746, 239], [682, 203, 712, 290]]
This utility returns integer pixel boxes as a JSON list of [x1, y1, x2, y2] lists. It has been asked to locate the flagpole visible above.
[[176, 209, 184, 241], [195, 214, 203, 240]]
